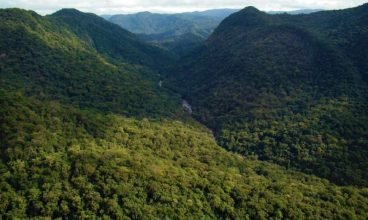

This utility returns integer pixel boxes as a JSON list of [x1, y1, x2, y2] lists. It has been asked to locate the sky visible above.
[[0, 0, 367, 15]]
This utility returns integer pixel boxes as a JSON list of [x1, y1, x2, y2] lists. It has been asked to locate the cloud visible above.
[[0, 0, 367, 15]]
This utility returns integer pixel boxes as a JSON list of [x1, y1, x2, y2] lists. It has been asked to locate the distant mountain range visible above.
[[104, 9, 322, 56], [106, 10, 230, 56]]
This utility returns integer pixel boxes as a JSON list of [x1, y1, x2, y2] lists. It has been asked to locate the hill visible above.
[[51, 9, 175, 71], [169, 4, 368, 186], [1, 6, 368, 219], [0, 8, 179, 117]]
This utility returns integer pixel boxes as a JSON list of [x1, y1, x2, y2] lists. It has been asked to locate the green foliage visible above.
[[51, 9, 175, 71], [0, 8, 180, 118], [1, 5, 368, 219], [170, 4, 368, 186], [219, 98, 368, 186], [139, 32, 206, 57], [1, 90, 368, 219]]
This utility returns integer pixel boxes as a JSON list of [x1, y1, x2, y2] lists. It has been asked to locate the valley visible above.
[[0, 3, 368, 219]]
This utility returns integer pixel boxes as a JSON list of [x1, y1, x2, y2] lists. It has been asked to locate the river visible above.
[[182, 100, 192, 114]]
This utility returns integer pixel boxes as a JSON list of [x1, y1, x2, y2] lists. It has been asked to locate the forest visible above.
[[1, 4, 368, 219], [170, 4, 368, 186]]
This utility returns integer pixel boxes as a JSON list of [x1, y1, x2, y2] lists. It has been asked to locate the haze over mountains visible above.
[[0, 3, 368, 219], [105, 8, 322, 56], [105, 9, 234, 56]]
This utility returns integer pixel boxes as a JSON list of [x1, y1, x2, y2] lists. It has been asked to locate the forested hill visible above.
[[170, 4, 368, 186], [1, 6, 368, 219], [0, 8, 179, 117], [51, 9, 175, 71]]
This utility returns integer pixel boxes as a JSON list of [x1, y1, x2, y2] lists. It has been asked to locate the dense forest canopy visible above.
[[1, 88, 368, 219], [1, 4, 368, 219], [0, 8, 180, 118], [169, 4, 368, 186]]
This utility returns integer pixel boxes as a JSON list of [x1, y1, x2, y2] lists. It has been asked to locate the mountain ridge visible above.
[[169, 3, 368, 186], [1, 5, 368, 219], [0, 8, 180, 117], [51, 8, 176, 70]]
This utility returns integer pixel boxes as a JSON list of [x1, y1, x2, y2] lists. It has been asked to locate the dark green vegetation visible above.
[[108, 11, 231, 56], [53, 9, 175, 71], [0, 8, 179, 117], [170, 4, 368, 186], [1, 5, 368, 219]]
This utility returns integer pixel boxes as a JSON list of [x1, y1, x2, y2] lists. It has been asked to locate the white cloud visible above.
[[0, 0, 367, 15]]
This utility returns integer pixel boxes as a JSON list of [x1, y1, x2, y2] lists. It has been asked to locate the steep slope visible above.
[[51, 9, 175, 71], [1, 7, 368, 219], [0, 8, 179, 117], [1, 90, 368, 219], [170, 5, 368, 186]]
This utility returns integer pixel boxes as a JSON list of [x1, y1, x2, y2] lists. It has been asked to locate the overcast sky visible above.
[[0, 0, 367, 15]]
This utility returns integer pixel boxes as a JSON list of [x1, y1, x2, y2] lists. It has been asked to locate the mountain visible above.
[[178, 9, 240, 18], [0, 8, 179, 117], [107, 11, 224, 56], [107, 9, 238, 35], [52, 9, 175, 71], [106, 9, 325, 56], [100, 14, 112, 19], [1, 6, 368, 219], [169, 4, 368, 186], [108, 11, 216, 35]]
